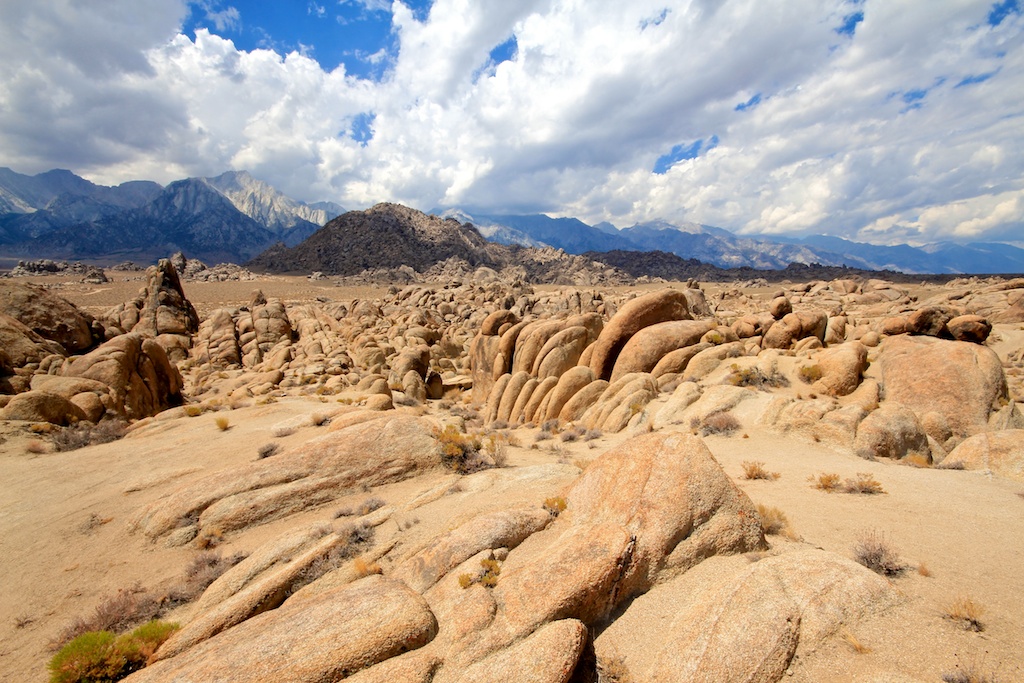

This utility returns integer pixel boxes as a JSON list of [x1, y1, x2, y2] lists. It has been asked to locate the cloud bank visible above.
[[0, 0, 1021, 245]]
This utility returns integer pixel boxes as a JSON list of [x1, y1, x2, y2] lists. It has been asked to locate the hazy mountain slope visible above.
[[469, 212, 639, 253], [21, 179, 275, 264], [202, 171, 344, 246]]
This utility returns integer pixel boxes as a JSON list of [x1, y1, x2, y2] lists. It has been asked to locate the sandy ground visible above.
[[1, 274, 1022, 682]]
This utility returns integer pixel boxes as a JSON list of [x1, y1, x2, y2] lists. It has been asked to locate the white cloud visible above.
[[0, 0, 1021, 246]]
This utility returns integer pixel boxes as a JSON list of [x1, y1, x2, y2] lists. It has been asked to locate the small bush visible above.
[[697, 411, 740, 436], [810, 472, 842, 492], [48, 620, 179, 683], [53, 420, 128, 452], [798, 364, 823, 384], [583, 429, 602, 441], [843, 472, 885, 494], [53, 585, 161, 650], [852, 530, 905, 576], [484, 433, 509, 467], [165, 550, 248, 607], [183, 405, 203, 417], [756, 504, 791, 536], [194, 525, 224, 549], [458, 573, 474, 589], [726, 363, 789, 390], [943, 596, 985, 632], [214, 416, 230, 431], [534, 430, 552, 442], [310, 413, 330, 426], [434, 424, 489, 474], [937, 460, 966, 470], [257, 443, 280, 459], [741, 461, 779, 481], [942, 656, 999, 683], [543, 497, 567, 517], [271, 426, 296, 438], [918, 561, 932, 577]]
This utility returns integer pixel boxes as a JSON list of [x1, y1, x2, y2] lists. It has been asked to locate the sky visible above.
[[0, 0, 1022, 246]]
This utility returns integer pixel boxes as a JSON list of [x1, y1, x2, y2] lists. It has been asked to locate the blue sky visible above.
[[183, 0, 433, 80], [1, 0, 1022, 246]]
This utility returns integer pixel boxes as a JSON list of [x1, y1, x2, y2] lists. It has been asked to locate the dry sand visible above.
[[1, 274, 1022, 682]]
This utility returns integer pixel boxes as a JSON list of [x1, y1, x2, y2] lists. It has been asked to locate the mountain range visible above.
[[0, 168, 344, 264], [2, 167, 1022, 274], [447, 210, 1024, 275]]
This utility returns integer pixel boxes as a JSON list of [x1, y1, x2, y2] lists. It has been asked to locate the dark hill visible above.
[[248, 203, 505, 275]]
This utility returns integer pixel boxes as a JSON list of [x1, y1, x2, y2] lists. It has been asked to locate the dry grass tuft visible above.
[[695, 410, 741, 436], [183, 405, 203, 417], [741, 461, 780, 481], [851, 530, 905, 576], [917, 561, 932, 577], [14, 614, 33, 629], [52, 584, 161, 650], [271, 425, 296, 438], [257, 443, 280, 459], [843, 472, 886, 495], [53, 420, 128, 452], [937, 460, 966, 470], [214, 416, 230, 431], [543, 496, 567, 517], [756, 504, 792, 537], [839, 626, 872, 654], [798, 364, 823, 384], [810, 472, 843, 492], [310, 412, 330, 426], [943, 596, 985, 632], [902, 453, 932, 468], [941, 655, 999, 683]]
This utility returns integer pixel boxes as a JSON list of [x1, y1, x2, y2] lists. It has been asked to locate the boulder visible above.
[[62, 333, 183, 420], [946, 430, 1024, 481], [0, 312, 68, 372], [610, 320, 716, 382], [880, 335, 1007, 438], [769, 296, 792, 319], [589, 289, 691, 380], [811, 342, 869, 397], [103, 259, 199, 357], [135, 415, 440, 540], [853, 404, 930, 461], [762, 311, 827, 349], [596, 550, 895, 683], [542, 366, 594, 423], [495, 432, 764, 635], [946, 315, 992, 343], [451, 619, 587, 683], [126, 576, 437, 683], [0, 390, 86, 425], [0, 281, 96, 352], [905, 306, 953, 337], [393, 508, 552, 593]]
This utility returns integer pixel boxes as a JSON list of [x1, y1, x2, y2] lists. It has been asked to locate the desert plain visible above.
[[1, 264, 1023, 683]]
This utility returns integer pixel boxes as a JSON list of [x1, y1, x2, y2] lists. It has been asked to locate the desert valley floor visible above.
[[1, 267, 1023, 683]]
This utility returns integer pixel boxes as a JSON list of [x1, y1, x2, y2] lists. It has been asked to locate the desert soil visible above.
[[1, 274, 1021, 682]]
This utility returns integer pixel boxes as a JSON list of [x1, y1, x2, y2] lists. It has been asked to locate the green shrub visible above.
[[49, 621, 179, 683]]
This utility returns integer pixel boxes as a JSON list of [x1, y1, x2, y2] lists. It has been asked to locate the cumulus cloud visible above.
[[0, 0, 1021, 246]]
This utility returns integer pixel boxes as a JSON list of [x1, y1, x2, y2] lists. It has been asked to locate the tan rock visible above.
[[558, 379, 608, 423], [135, 415, 439, 539], [451, 619, 587, 683], [880, 335, 1007, 438], [946, 430, 1024, 481], [0, 281, 95, 352], [589, 289, 691, 380], [62, 333, 183, 420], [126, 576, 437, 683], [0, 390, 86, 425], [0, 312, 66, 368], [394, 508, 552, 593], [610, 320, 716, 382], [946, 315, 992, 343], [542, 366, 595, 423], [811, 342, 869, 397], [854, 404, 930, 461], [650, 342, 712, 378], [535, 327, 589, 379], [495, 371, 531, 424]]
